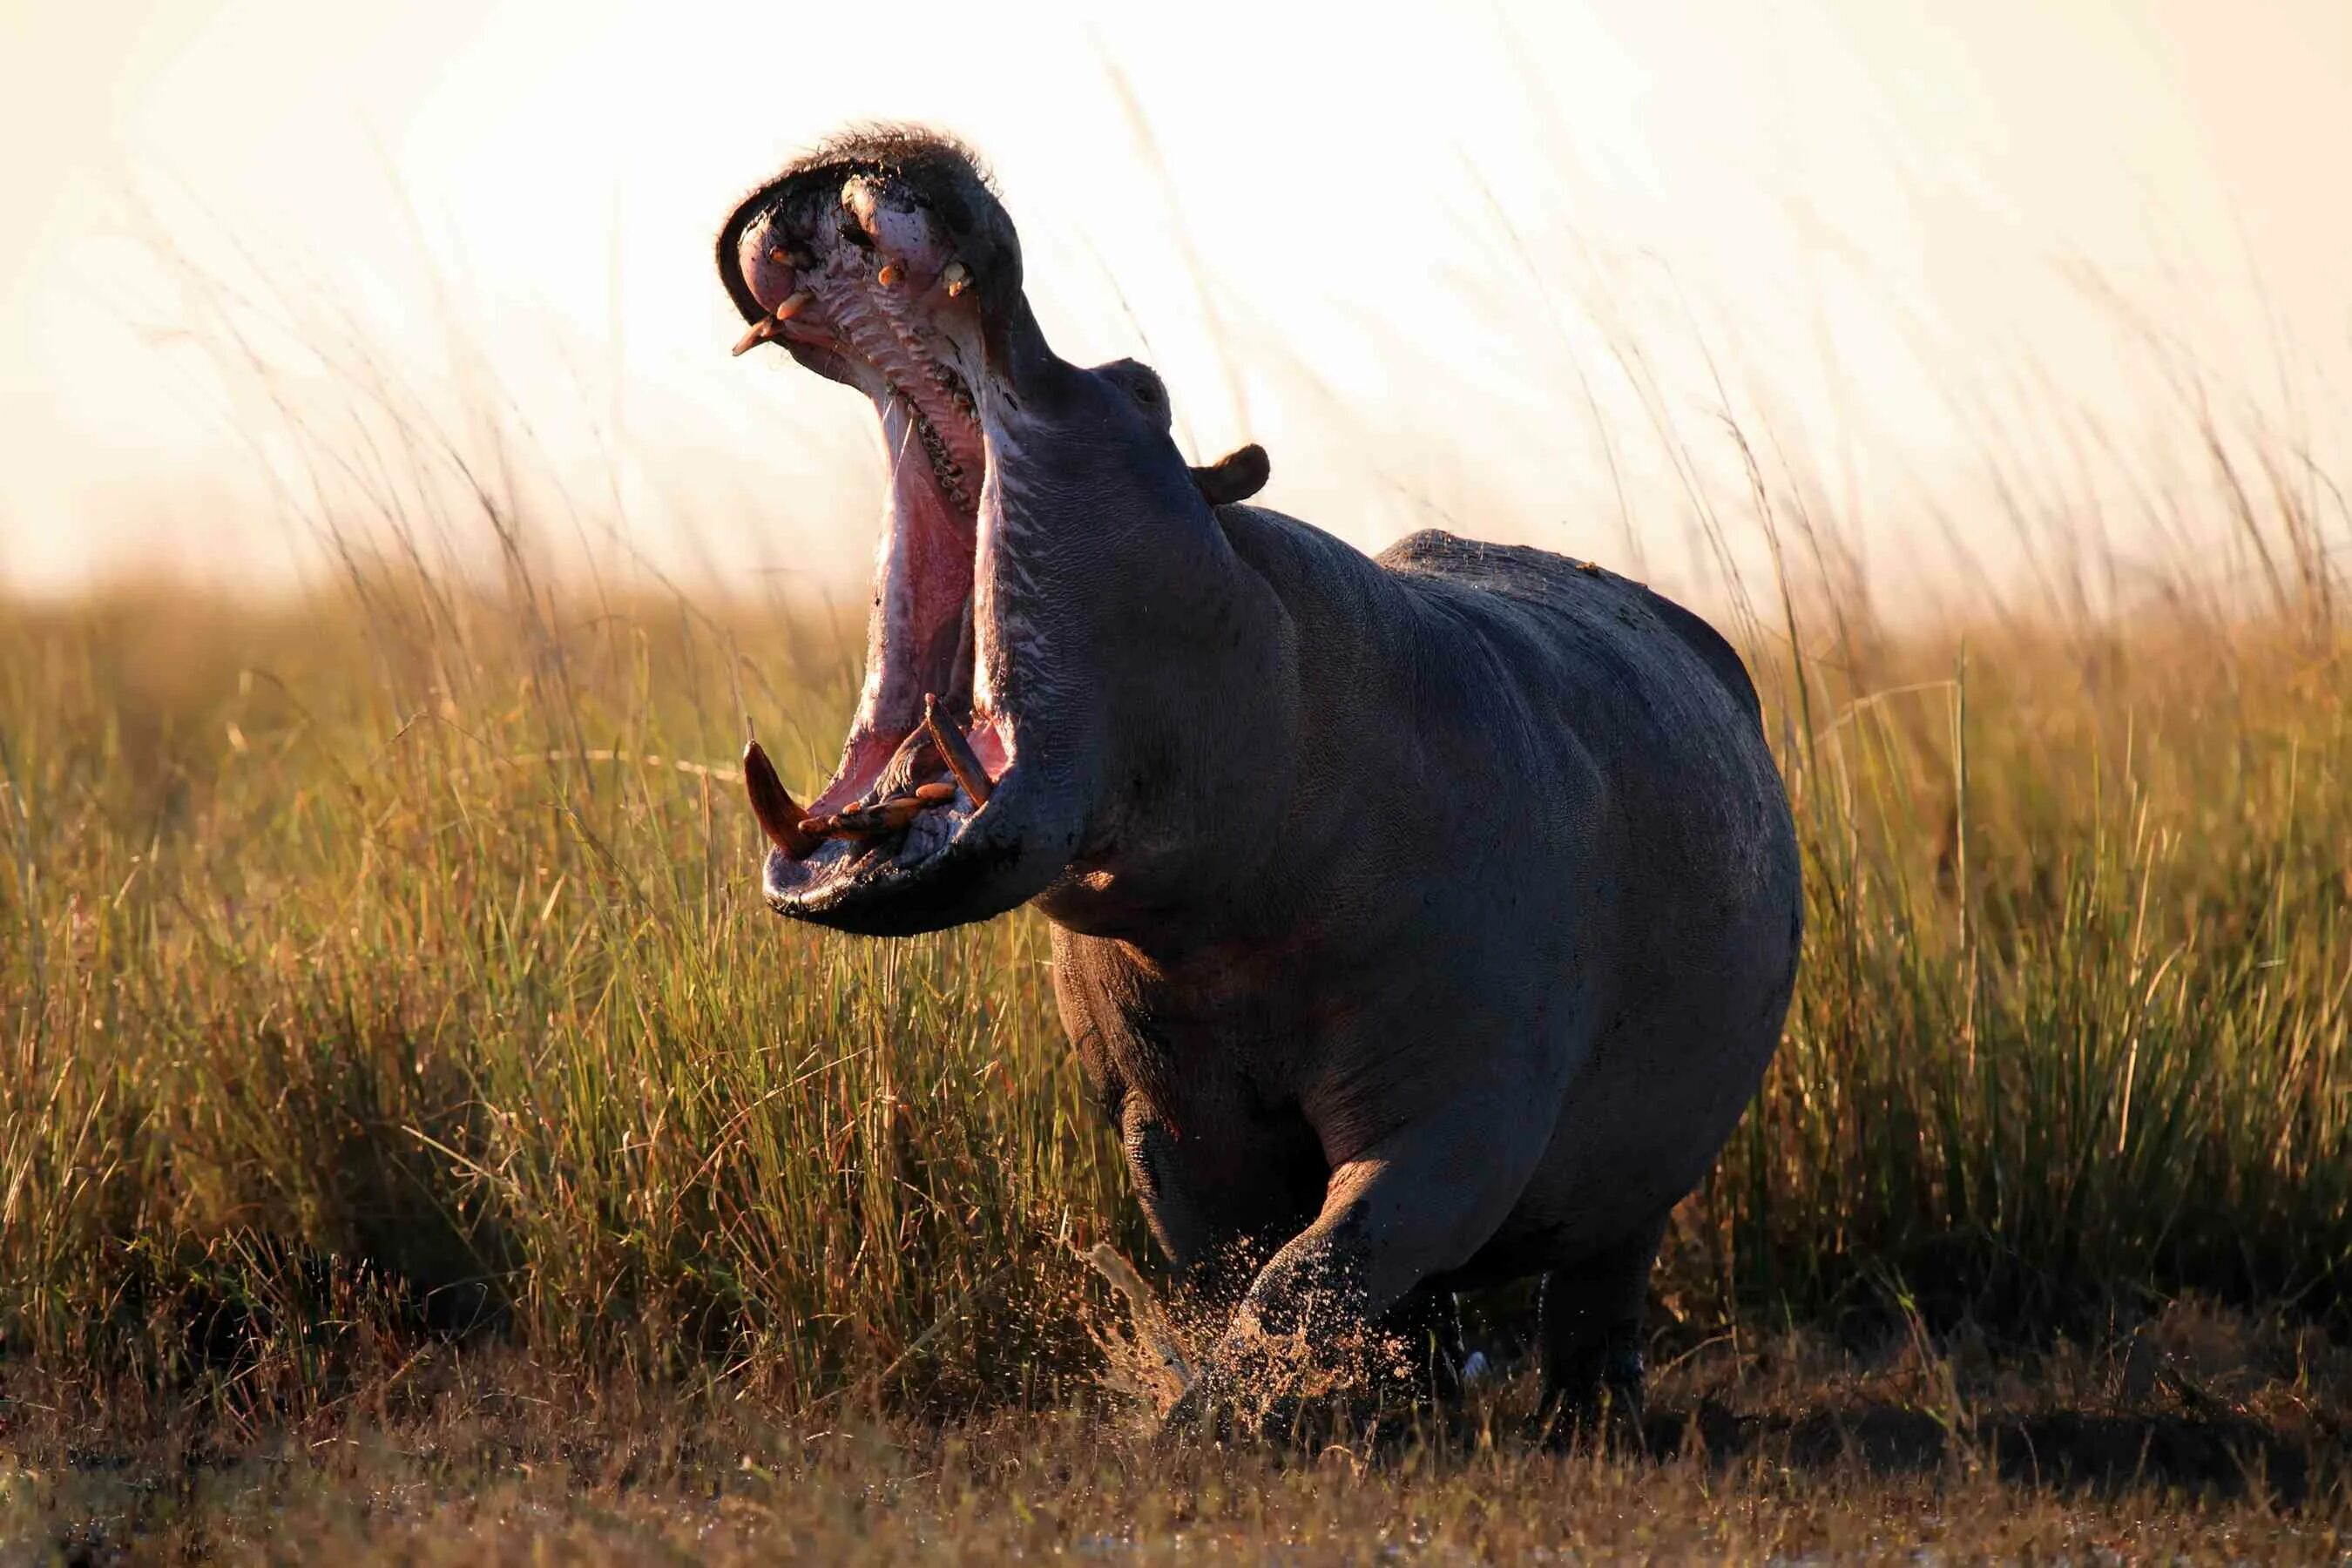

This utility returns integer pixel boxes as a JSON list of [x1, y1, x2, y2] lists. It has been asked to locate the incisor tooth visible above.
[[876, 261, 904, 287], [832, 794, 925, 835], [774, 290, 814, 321], [914, 781, 956, 805], [941, 260, 970, 297], [730, 318, 777, 356]]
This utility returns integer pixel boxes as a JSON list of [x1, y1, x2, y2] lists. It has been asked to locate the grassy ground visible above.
[[0, 497, 2346, 1553], [3, 1307, 2347, 1560]]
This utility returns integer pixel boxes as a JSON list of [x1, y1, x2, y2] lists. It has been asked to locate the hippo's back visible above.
[[1375, 528, 1761, 724], [1370, 526, 1794, 945]]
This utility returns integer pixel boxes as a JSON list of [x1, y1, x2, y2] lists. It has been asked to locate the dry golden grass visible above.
[[0, 569, 2345, 1557]]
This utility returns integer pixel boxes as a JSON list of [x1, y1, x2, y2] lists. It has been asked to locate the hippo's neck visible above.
[[1026, 507, 1317, 944], [1032, 504, 1414, 956]]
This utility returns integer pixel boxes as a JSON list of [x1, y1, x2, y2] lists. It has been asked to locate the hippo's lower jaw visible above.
[[721, 132, 1082, 935]]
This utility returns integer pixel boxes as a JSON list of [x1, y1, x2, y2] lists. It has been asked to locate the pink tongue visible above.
[[969, 718, 1010, 777]]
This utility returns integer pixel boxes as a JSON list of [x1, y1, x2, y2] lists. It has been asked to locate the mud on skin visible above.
[[720, 125, 1802, 1443]]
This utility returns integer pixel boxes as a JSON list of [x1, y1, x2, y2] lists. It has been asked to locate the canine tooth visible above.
[[742, 740, 820, 857], [767, 247, 808, 268], [877, 260, 904, 287], [915, 781, 956, 805], [941, 260, 970, 296], [923, 694, 993, 806], [730, 318, 778, 355], [774, 289, 814, 321]]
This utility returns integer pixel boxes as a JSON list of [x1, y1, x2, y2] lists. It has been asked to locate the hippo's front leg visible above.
[[1164, 1098, 1548, 1443]]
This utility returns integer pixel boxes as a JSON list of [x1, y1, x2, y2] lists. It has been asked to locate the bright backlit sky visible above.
[[3, 0, 2349, 599]]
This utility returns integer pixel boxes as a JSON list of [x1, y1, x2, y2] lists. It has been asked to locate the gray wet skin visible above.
[[720, 128, 1802, 1440]]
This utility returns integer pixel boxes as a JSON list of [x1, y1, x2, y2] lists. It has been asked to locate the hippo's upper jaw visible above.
[[718, 130, 1085, 936]]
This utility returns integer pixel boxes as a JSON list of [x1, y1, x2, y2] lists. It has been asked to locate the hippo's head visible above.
[[720, 127, 1270, 937]]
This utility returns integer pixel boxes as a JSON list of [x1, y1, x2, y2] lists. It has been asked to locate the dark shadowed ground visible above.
[[6, 1301, 2345, 1562]]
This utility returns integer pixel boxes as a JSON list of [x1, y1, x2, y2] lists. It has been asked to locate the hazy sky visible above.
[[3, 0, 2349, 598]]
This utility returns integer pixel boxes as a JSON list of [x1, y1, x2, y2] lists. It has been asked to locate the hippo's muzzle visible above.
[[718, 132, 1061, 935]]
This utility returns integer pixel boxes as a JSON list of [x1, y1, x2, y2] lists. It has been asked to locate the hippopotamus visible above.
[[719, 127, 1802, 1438]]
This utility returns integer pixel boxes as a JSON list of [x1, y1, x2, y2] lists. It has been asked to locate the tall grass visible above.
[[1, 551, 2343, 1422], [3, 193, 2348, 1420]]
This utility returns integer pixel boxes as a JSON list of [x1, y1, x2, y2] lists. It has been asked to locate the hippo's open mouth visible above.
[[722, 143, 1025, 926]]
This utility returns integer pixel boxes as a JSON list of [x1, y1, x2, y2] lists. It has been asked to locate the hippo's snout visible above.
[[717, 129, 1075, 935]]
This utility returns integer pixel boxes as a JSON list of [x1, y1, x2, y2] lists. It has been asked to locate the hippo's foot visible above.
[[1538, 1337, 1648, 1454], [1152, 1363, 1321, 1452], [1153, 1316, 1468, 1455], [1379, 1285, 1469, 1411], [1537, 1216, 1668, 1456]]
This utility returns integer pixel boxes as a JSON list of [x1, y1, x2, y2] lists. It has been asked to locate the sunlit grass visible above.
[[1, 556, 2343, 1426]]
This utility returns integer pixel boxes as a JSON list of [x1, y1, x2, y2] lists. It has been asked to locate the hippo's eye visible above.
[[1101, 359, 1167, 415]]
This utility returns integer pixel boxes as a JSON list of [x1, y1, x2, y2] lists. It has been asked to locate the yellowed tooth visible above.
[[832, 794, 926, 835], [940, 260, 970, 297], [731, 317, 778, 356], [876, 260, 904, 287], [923, 693, 994, 807], [914, 781, 957, 805], [774, 289, 814, 321], [742, 740, 819, 856], [767, 247, 809, 268]]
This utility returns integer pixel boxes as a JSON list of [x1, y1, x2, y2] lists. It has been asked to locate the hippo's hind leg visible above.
[[1538, 1209, 1669, 1450]]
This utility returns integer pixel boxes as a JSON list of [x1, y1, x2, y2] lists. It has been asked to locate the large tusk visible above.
[[743, 740, 820, 858], [923, 693, 994, 807]]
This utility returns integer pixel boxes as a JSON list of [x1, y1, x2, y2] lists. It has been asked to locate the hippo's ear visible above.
[[1190, 443, 1269, 507]]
